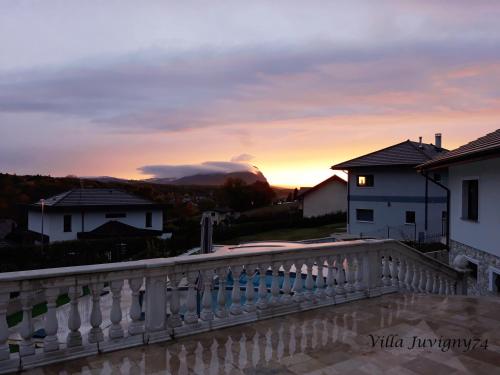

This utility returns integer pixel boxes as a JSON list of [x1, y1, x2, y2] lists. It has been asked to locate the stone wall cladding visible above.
[[450, 240, 500, 296]]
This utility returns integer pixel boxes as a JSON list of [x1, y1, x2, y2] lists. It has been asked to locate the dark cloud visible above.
[[138, 161, 258, 179], [2, 40, 500, 135]]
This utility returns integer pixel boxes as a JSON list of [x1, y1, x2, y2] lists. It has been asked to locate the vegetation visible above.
[[221, 222, 346, 243]]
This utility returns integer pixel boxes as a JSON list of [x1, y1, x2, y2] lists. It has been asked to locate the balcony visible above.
[[0, 239, 465, 373]]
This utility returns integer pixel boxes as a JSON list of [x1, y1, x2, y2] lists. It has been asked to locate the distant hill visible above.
[[149, 171, 268, 186]]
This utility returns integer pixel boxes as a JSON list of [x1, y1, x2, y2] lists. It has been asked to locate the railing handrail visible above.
[[0, 239, 461, 285]]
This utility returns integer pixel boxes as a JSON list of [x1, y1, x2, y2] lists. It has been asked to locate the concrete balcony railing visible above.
[[0, 239, 464, 373]]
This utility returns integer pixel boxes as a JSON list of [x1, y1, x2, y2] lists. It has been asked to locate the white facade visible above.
[[28, 208, 163, 243], [302, 178, 347, 218], [348, 167, 447, 241], [449, 158, 500, 257]]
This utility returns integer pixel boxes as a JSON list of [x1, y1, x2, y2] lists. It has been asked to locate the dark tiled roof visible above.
[[331, 140, 446, 169], [418, 129, 500, 170], [298, 175, 346, 199], [33, 189, 155, 208], [77, 221, 162, 239]]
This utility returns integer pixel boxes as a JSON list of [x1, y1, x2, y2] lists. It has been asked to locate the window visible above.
[[357, 175, 374, 187], [356, 209, 374, 222], [63, 215, 72, 232], [105, 213, 126, 219], [462, 179, 479, 221], [405, 211, 416, 224], [145, 212, 152, 228], [489, 267, 500, 294]]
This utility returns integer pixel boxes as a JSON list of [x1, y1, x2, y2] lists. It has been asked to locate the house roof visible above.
[[31, 189, 164, 211], [418, 129, 500, 170], [77, 220, 162, 240], [331, 140, 446, 170], [298, 175, 346, 199]]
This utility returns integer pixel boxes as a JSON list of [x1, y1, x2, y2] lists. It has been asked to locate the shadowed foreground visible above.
[[24, 294, 500, 375]]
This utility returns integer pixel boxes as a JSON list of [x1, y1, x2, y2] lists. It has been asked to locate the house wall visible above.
[[449, 158, 500, 257], [28, 208, 163, 243], [302, 180, 347, 218], [348, 167, 447, 241]]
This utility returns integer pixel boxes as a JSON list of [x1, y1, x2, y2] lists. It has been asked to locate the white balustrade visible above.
[[89, 283, 104, 343], [0, 239, 465, 372], [43, 287, 60, 352]]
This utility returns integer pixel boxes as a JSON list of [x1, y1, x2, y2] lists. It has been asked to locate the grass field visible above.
[[221, 222, 346, 244]]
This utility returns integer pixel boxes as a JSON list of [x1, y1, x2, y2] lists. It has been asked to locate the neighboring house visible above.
[[298, 175, 347, 218], [331, 134, 447, 241], [419, 129, 500, 296], [206, 207, 239, 225], [28, 189, 165, 243]]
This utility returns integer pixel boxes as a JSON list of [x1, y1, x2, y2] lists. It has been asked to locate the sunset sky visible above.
[[1, 1, 500, 187]]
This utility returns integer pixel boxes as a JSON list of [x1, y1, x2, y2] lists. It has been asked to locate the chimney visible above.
[[435, 133, 442, 149], [419, 136, 423, 148]]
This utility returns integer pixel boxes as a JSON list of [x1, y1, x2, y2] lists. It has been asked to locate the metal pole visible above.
[[41, 199, 45, 253]]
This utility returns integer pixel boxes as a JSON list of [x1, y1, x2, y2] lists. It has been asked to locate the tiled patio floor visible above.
[[24, 294, 500, 374]]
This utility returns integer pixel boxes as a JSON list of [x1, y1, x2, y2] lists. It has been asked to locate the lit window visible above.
[[357, 175, 374, 187]]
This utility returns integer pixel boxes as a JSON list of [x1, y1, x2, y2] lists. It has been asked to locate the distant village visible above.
[[0, 129, 499, 296]]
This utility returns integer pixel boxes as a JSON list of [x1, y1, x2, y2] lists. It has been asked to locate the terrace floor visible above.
[[24, 293, 500, 375]]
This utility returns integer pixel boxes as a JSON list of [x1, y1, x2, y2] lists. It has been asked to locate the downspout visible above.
[[420, 171, 450, 250], [345, 170, 350, 233], [424, 176, 429, 234]]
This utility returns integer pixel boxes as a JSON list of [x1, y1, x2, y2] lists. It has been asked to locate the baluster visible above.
[[292, 260, 304, 303], [230, 266, 243, 315], [281, 262, 293, 304], [245, 266, 257, 312], [418, 269, 426, 293], [445, 279, 451, 295], [129, 278, 145, 335], [184, 272, 199, 324], [19, 290, 35, 356], [404, 261, 413, 290], [438, 276, 445, 295], [257, 264, 269, 309], [432, 273, 439, 294], [168, 274, 182, 327], [201, 270, 214, 321], [44, 287, 60, 352], [390, 254, 398, 288], [345, 255, 355, 293], [325, 257, 336, 298], [270, 263, 280, 306], [335, 255, 346, 296], [425, 271, 433, 294], [315, 258, 326, 299], [109, 280, 124, 339], [0, 292, 9, 361], [88, 283, 104, 343], [354, 254, 364, 292], [304, 261, 315, 302], [411, 264, 419, 292], [398, 258, 406, 290], [382, 252, 391, 287], [66, 286, 83, 347], [215, 268, 228, 318]]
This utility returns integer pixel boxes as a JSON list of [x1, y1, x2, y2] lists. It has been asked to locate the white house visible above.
[[299, 175, 347, 218], [28, 189, 164, 243], [419, 129, 500, 295], [331, 135, 448, 242]]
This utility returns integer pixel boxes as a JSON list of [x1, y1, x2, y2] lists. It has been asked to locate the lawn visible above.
[[221, 222, 346, 244]]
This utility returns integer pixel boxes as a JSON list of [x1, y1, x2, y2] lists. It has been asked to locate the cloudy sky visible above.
[[1, 1, 500, 186]]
